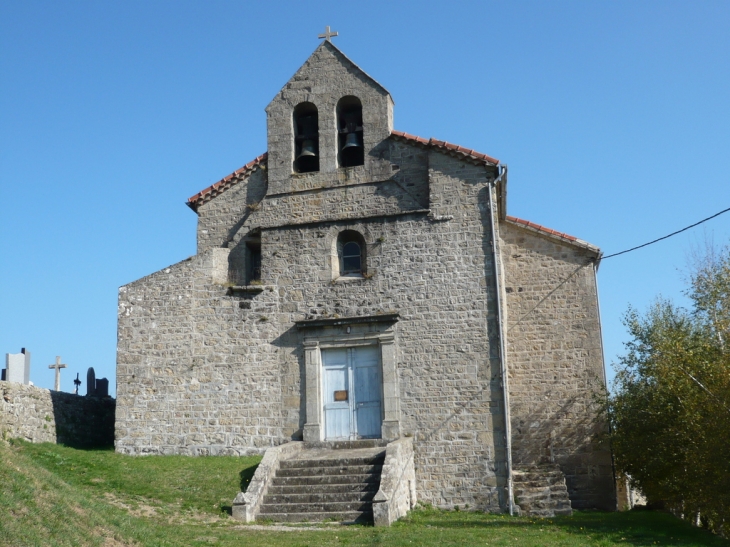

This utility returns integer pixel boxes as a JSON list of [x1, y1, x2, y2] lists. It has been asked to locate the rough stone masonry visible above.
[[115, 39, 615, 512]]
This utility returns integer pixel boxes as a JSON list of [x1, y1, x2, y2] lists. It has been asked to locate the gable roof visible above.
[[187, 153, 267, 211], [266, 40, 391, 112], [390, 130, 499, 166], [186, 131, 500, 211], [505, 215, 601, 255], [185, 136, 598, 255]]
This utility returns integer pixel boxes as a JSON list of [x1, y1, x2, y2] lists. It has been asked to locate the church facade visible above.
[[115, 40, 615, 512]]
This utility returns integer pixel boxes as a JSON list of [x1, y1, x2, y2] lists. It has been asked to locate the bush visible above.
[[608, 245, 730, 536]]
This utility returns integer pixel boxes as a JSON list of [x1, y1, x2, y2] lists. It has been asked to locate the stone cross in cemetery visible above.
[[318, 25, 338, 42], [48, 356, 66, 392], [73, 372, 82, 395]]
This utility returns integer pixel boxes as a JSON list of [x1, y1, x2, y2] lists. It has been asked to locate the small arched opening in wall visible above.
[[332, 230, 367, 279], [228, 229, 261, 285], [336, 96, 364, 168], [293, 102, 319, 173]]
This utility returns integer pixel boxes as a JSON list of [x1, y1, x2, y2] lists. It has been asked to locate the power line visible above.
[[601, 206, 730, 260]]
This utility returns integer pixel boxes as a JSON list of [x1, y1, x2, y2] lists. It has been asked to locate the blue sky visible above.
[[1, 1, 729, 395]]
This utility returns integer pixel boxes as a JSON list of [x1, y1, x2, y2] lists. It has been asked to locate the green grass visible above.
[[1, 439, 727, 547]]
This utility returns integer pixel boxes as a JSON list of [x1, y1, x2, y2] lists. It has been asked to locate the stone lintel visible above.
[[296, 313, 399, 329]]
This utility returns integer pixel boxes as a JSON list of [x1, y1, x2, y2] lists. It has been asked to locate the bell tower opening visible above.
[[293, 102, 319, 173], [337, 96, 364, 168]]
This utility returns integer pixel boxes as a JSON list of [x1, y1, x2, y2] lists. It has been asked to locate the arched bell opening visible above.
[[336, 96, 364, 168], [293, 102, 319, 173]]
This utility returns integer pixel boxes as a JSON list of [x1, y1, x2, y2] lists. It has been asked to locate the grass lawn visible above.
[[1, 439, 727, 547]]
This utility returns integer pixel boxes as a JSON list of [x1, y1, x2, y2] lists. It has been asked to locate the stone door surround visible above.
[[295, 314, 400, 443]]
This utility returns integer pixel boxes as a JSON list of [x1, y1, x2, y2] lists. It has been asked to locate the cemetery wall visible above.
[[0, 381, 115, 448]]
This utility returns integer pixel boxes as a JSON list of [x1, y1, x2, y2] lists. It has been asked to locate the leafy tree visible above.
[[609, 245, 730, 536]]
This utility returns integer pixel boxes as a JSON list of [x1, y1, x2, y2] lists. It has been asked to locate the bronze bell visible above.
[[297, 139, 316, 160], [342, 132, 361, 150]]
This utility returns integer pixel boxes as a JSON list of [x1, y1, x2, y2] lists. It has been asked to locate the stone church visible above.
[[116, 37, 615, 520]]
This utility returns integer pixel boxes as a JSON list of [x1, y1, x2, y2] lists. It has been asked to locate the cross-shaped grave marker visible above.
[[318, 26, 338, 42], [48, 356, 67, 392]]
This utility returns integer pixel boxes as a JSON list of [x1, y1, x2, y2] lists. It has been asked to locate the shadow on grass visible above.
[[239, 463, 258, 492], [405, 509, 728, 546], [555, 510, 729, 546]]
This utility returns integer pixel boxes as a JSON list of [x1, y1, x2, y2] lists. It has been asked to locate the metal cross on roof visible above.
[[318, 26, 338, 42]]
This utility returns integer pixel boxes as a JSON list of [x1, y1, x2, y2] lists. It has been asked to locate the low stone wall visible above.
[[373, 437, 416, 526], [232, 441, 303, 522], [0, 381, 115, 448]]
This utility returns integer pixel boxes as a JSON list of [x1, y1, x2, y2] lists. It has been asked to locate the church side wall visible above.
[[500, 224, 615, 510]]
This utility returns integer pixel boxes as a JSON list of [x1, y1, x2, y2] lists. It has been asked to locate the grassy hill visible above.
[[1, 439, 727, 547]]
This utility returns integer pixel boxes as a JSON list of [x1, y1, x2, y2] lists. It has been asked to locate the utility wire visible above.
[[602, 206, 730, 260]]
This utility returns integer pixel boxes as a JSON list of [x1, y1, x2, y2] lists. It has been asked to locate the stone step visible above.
[[512, 464, 572, 517], [258, 511, 372, 524], [268, 482, 378, 495], [276, 464, 382, 478], [513, 472, 564, 482], [513, 477, 565, 487], [265, 491, 376, 504], [303, 440, 387, 450], [516, 494, 572, 505], [260, 500, 373, 514], [281, 455, 384, 469], [514, 486, 572, 496], [271, 473, 380, 486]]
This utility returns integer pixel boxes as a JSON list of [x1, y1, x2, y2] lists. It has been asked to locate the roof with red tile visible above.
[[505, 215, 600, 254], [506, 215, 577, 241], [390, 130, 499, 166], [185, 137, 597, 253], [187, 153, 267, 211], [187, 132, 501, 211]]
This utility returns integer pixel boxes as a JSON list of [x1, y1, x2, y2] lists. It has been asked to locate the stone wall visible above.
[[116, 144, 509, 511], [500, 222, 615, 510], [265, 40, 394, 196], [1, 381, 115, 448]]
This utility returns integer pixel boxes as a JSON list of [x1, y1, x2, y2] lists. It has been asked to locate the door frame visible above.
[[296, 315, 400, 443]]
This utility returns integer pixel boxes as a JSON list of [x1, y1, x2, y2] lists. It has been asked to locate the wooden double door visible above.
[[322, 346, 382, 440]]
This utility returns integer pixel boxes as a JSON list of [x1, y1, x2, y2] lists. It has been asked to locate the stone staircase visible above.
[[257, 445, 386, 523], [512, 464, 573, 517]]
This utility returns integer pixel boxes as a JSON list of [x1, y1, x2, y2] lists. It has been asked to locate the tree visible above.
[[608, 245, 730, 536]]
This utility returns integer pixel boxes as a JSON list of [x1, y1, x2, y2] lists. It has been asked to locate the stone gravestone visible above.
[[86, 367, 96, 397], [5, 349, 31, 385], [95, 378, 109, 397]]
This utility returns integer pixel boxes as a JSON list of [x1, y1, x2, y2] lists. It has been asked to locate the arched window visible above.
[[336, 96, 364, 168], [293, 102, 319, 173], [337, 230, 366, 277]]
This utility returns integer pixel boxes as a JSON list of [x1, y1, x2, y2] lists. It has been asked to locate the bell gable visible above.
[[265, 40, 394, 194]]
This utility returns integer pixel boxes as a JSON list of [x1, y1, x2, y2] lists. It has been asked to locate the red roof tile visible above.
[[505, 215, 578, 242], [187, 131, 500, 211], [187, 153, 267, 211], [390, 130, 499, 165]]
